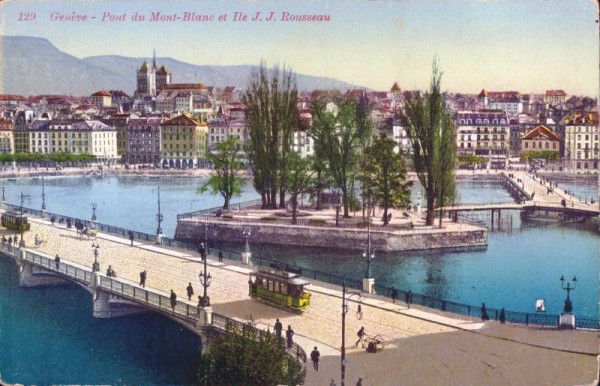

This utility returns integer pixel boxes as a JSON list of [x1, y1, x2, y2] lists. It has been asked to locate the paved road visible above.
[[13, 217, 599, 386]]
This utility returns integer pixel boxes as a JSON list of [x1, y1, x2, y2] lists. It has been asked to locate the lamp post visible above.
[[19, 193, 30, 247], [41, 172, 46, 212], [341, 280, 363, 386], [363, 219, 374, 279], [198, 250, 212, 307], [2, 185, 5, 202], [560, 274, 577, 313], [91, 203, 97, 222], [156, 186, 163, 242], [91, 242, 100, 272], [243, 228, 251, 253]]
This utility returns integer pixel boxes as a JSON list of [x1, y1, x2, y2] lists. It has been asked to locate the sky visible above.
[[1, 0, 598, 95]]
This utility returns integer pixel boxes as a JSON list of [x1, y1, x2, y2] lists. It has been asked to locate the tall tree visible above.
[[196, 325, 303, 386], [404, 59, 457, 226], [284, 152, 314, 224], [364, 133, 412, 225], [245, 62, 298, 209], [310, 95, 371, 217], [198, 136, 245, 211]]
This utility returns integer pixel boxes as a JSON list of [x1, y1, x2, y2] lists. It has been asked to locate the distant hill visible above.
[[1, 35, 366, 97]]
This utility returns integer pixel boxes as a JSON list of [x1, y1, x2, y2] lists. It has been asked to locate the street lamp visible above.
[[2, 185, 5, 201], [243, 228, 251, 253], [19, 193, 30, 247], [363, 217, 374, 279], [41, 172, 46, 211], [156, 186, 163, 235], [91, 203, 97, 222], [341, 280, 363, 386], [560, 274, 577, 313], [198, 251, 212, 307], [91, 242, 100, 272]]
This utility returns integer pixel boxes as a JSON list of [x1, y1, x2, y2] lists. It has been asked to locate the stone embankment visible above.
[[176, 217, 487, 253]]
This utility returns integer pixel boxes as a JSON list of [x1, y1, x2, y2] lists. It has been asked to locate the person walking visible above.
[[355, 326, 366, 348], [499, 308, 506, 324], [356, 378, 363, 386], [310, 346, 320, 371], [330, 379, 337, 386], [390, 287, 399, 304], [218, 251, 223, 262], [198, 243, 206, 261], [405, 290, 412, 309], [285, 325, 294, 348], [139, 270, 147, 287], [170, 290, 177, 312], [186, 282, 194, 300], [481, 303, 490, 321], [54, 254, 60, 270], [274, 318, 283, 340]]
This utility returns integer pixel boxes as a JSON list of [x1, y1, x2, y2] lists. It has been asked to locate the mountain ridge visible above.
[[1, 35, 368, 96]]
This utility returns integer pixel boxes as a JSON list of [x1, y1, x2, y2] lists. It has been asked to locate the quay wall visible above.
[[175, 221, 487, 252]]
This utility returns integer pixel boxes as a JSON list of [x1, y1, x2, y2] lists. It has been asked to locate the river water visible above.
[[0, 174, 597, 383]]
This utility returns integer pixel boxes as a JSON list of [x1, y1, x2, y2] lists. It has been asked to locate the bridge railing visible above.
[[211, 313, 307, 381], [177, 199, 264, 220], [98, 276, 200, 321], [23, 249, 94, 284], [373, 283, 599, 330]]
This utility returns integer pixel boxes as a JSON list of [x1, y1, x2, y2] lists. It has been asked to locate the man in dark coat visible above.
[[310, 346, 320, 371]]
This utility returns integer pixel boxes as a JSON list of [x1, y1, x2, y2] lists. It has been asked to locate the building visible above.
[[455, 110, 510, 167], [160, 114, 208, 168], [520, 125, 560, 156], [91, 91, 112, 108], [126, 117, 163, 165], [102, 113, 131, 162], [0, 118, 15, 154], [564, 112, 599, 172], [478, 89, 523, 117], [545, 90, 567, 106], [46, 119, 118, 163]]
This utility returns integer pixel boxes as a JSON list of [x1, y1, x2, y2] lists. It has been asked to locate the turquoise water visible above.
[[0, 175, 597, 383]]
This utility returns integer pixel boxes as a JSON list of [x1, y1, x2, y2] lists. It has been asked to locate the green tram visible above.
[[249, 266, 311, 312], [1, 211, 30, 232]]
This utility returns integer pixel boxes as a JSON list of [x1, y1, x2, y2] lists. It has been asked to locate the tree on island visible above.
[[245, 62, 298, 209], [363, 133, 412, 226], [196, 324, 303, 386], [404, 58, 457, 226], [284, 151, 314, 224], [198, 136, 245, 211], [310, 94, 371, 217]]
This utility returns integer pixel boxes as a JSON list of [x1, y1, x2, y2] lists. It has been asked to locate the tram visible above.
[[248, 266, 311, 312], [1, 211, 30, 232]]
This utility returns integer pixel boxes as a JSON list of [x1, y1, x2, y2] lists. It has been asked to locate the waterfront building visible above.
[[126, 117, 163, 165], [101, 113, 131, 161], [208, 110, 246, 149], [520, 125, 560, 156], [455, 110, 510, 168], [564, 112, 599, 172], [47, 119, 118, 162], [160, 114, 208, 168], [0, 118, 15, 154], [545, 90, 567, 106], [91, 91, 112, 109]]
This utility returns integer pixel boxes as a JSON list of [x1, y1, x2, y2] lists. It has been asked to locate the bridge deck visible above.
[[3, 216, 597, 385]]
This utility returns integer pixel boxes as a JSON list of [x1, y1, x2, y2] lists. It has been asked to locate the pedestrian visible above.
[[405, 290, 412, 309], [274, 318, 283, 340], [218, 251, 223, 262], [139, 270, 147, 287], [7, 236, 12, 245], [356, 378, 363, 386], [128, 230, 134, 246], [355, 326, 366, 348], [170, 290, 177, 311], [55, 254, 60, 270], [285, 325, 294, 348], [106, 265, 114, 277], [310, 346, 320, 371], [186, 282, 194, 300], [390, 287, 398, 304], [481, 303, 490, 321], [198, 243, 206, 261], [2, 235, 6, 243], [499, 308, 506, 324], [330, 379, 337, 386]]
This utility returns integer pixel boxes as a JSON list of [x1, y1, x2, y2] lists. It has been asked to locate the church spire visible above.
[[152, 48, 157, 70]]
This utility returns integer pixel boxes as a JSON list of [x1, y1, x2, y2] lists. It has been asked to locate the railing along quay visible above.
[[3, 204, 598, 331]]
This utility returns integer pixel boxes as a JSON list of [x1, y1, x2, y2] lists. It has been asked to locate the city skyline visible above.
[[1, 0, 599, 95]]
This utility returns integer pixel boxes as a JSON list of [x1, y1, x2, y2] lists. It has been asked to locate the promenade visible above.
[[5, 214, 597, 385]]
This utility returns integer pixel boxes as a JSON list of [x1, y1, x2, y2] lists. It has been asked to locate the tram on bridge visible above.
[[248, 266, 311, 312], [1, 211, 30, 232]]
